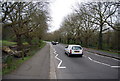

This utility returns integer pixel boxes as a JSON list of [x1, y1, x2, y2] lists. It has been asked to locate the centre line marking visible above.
[[111, 66, 120, 68], [54, 49, 66, 68]]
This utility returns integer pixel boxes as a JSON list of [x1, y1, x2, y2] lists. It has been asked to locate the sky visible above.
[[48, 0, 83, 32]]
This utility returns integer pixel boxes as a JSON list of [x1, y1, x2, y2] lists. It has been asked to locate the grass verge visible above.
[[2, 41, 46, 75], [97, 49, 119, 55], [87, 47, 119, 55], [1, 40, 29, 46]]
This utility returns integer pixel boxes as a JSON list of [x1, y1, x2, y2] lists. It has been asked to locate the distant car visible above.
[[51, 41, 57, 45], [64, 45, 83, 57]]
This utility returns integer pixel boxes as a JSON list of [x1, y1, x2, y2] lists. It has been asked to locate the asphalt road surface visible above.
[[2, 42, 120, 80], [50, 43, 120, 79]]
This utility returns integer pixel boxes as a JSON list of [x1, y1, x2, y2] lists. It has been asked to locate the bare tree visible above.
[[78, 2, 119, 49], [2, 1, 49, 59]]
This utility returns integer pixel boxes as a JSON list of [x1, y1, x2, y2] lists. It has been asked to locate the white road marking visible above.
[[55, 54, 66, 68], [94, 54, 120, 62], [88, 57, 92, 61], [111, 66, 120, 68], [54, 50, 66, 69], [52, 45, 66, 69], [88, 57, 120, 68]]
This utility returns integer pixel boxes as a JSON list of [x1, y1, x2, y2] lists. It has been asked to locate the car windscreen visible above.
[[72, 46, 82, 50]]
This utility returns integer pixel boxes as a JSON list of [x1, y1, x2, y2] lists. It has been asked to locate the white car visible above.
[[64, 45, 83, 57]]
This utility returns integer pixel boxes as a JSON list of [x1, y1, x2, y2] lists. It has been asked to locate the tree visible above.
[[79, 2, 119, 49]]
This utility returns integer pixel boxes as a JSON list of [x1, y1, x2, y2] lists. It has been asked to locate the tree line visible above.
[[45, 2, 120, 51]]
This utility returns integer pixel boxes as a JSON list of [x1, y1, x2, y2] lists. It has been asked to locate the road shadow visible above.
[[64, 53, 83, 58]]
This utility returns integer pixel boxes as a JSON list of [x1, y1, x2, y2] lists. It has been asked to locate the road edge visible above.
[[84, 49, 120, 60], [49, 44, 57, 79]]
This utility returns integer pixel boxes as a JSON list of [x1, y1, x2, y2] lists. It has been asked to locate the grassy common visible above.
[[88, 46, 119, 55], [0, 40, 29, 46], [0, 40, 16, 46], [97, 49, 119, 55]]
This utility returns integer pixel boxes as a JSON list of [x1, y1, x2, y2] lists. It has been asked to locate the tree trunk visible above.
[[27, 37, 32, 45], [39, 37, 41, 43], [16, 34, 24, 60], [106, 31, 110, 48], [67, 37, 70, 44], [85, 37, 88, 47], [98, 24, 103, 49], [67, 38, 69, 44], [16, 34, 22, 50], [25, 35, 32, 45]]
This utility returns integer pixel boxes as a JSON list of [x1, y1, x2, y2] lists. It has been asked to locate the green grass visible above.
[[0, 40, 17, 46], [0, 71, 2, 75], [39, 41, 46, 48], [1, 40, 30, 46], [3, 56, 32, 75], [2, 41, 46, 75], [23, 42, 29, 45]]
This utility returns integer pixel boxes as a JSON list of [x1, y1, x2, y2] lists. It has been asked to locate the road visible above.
[[2, 42, 120, 80], [50, 43, 120, 79]]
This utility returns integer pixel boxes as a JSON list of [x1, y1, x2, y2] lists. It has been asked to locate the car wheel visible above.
[[79, 55, 82, 57], [68, 53, 71, 57], [65, 51, 66, 54]]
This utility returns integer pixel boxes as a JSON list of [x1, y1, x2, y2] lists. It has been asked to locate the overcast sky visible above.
[[48, 0, 83, 32]]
